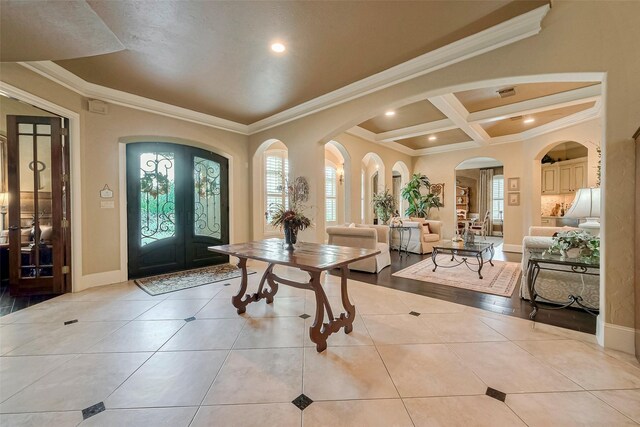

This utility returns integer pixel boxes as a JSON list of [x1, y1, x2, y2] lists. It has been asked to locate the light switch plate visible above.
[[100, 200, 115, 209]]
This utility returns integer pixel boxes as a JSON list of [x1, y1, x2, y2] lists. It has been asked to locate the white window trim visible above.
[[492, 174, 504, 222], [264, 149, 288, 234], [325, 160, 338, 225]]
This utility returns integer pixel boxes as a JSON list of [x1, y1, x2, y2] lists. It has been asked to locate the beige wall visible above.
[[248, 2, 640, 339], [0, 63, 250, 280]]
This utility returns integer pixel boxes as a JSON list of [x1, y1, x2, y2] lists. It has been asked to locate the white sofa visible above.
[[391, 219, 443, 254], [326, 224, 391, 273], [521, 226, 599, 309]]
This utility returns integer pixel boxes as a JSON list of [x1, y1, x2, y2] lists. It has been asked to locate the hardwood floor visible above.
[[344, 247, 597, 335], [0, 282, 56, 317]]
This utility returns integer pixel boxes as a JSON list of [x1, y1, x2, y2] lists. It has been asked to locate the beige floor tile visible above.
[[0, 352, 150, 412], [449, 341, 581, 393], [197, 297, 245, 318], [87, 320, 185, 353], [191, 403, 300, 427], [592, 389, 640, 423], [234, 317, 304, 349], [351, 292, 411, 315], [478, 316, 566, 341], [362, 314, 442, 345], [244, 297, 306, 318], [0, 323, 63, 355], [204, 348, 303, 404], [161, 318, 245, 350], [164, 283, 226, 299], [303, 399, 413, 427], [397, 293, 467, 314], [77, 300, 160, 321], [378, 344, 486, 397], [7, 321, 126, 355], [6, 301, 100, 324], [303, 346, 398, 400], [0, 355, 75, 401], [303, 294, 351, 318], [506, 391, 637, 426], [106, 350, 226, 408], [303, 315, 373, 347], [420, 313, 507, 343], [136, 299, 209, 320], [404, 395, 526, 427], [0, 411, 83, 427], [81, 407, 197, 427], [515, 340, 640, 390]]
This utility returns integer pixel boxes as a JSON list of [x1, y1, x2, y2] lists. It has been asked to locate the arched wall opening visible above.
[[361, 152, 385, 224], [252, 138, 288, 239], [325, 140, 351, 225], [392, 161, 410, 216]]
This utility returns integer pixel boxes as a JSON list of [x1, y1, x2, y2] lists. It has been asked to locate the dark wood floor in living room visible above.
[[344, 249, 597, 335]]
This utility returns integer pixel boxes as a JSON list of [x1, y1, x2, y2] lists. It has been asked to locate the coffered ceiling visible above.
[[350, 81, 602, 155], [1, 0, 546, 124]]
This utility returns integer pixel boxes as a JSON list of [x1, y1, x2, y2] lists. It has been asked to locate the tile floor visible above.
[[0, 261, 639, 426]]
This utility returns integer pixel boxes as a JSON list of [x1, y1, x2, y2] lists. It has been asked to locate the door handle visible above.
[[8, 226, 19, 231]]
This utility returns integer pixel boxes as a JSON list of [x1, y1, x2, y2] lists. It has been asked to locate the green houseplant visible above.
[[400, 173, 443, 218], [545, 230, 600, 260], [371, 188, 396, 225]]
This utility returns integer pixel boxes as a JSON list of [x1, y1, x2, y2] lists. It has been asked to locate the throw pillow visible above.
[[348, 223, 356, 228], [423, 223, 431, 234]]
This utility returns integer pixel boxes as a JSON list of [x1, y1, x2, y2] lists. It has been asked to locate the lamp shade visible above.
[[0, 192, 7, 206], [565, 188, 600, 219]]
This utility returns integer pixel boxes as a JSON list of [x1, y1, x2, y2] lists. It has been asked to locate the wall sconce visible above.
[[338, 165, 344, 185]]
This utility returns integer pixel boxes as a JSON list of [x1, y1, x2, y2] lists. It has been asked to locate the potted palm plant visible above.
[[371, 188, 396, 225], [400, 173, 443, 218]]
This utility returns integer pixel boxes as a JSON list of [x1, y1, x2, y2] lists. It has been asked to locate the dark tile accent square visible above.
[[82, 401, 106, 420], [409, 311, 421, 317], [64, 319, 78, 325], [292, 393, 313, 410], [223, 283, 231, 286], [486, 387, 506, 402], [299, 313, 311, 319], [184, 316, 196, 322]]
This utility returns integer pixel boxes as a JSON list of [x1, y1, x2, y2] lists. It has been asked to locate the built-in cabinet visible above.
[[541, 157, 588, 195]]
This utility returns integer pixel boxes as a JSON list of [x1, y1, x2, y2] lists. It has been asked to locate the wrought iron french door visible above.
[[126, 143, 229, 279]]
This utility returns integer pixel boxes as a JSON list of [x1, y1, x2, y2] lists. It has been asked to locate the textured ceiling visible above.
[[396, 128, 472, 150], [0, 0, 546, 124], [359, 101, 446, 133]]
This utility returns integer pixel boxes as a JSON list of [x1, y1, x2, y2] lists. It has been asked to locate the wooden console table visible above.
[[208, 239, 379, 352]]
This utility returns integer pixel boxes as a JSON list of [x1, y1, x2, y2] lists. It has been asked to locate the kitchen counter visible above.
[[540, 216, 579, 227]]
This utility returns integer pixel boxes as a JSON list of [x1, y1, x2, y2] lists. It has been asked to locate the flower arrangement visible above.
[[269, 176, 312, 248], [545, 230, 600, 259]]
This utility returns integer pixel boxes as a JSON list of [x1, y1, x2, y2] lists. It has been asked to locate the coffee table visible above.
[[208, 239, 380, 352], [431, 240, 495, 279]]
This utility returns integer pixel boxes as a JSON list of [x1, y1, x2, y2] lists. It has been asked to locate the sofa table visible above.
[[208, 239, 379, 352], [389, 225, 412, 256], [431, 241, 494, 279], [527, 250, 600, 319]]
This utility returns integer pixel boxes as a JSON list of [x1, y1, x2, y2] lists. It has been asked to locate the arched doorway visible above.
[[392, 161, 410, 216], [252, 139, 288, 239], [126, 142, 229, 278], [325, 141, 351, 225], [454, 157, 504, 244], [361, 153, 385, 224]]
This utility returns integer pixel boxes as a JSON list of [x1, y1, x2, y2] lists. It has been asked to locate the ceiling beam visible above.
[[428, 94, 490, 145], [467, 84, 601, 124], [376, 119, 456, 142]]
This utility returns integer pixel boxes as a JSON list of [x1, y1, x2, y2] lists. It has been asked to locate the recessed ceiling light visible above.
[[428, 135, 437, 141], [524, 117, 535, 124], [271, 43, 286, 53], [385, 111, 395, 117]]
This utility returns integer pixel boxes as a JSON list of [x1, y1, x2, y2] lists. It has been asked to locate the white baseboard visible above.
[[502, 244, 523, 253], [76, 270, 127, 292], [597, 315, 637, 355]]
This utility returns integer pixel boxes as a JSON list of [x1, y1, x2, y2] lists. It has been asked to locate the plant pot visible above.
[[284, 222, 298, 250], [566, 248, 581, 258]]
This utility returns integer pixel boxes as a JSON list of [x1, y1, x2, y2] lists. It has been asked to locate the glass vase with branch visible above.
[[269, 176, 312, 249]]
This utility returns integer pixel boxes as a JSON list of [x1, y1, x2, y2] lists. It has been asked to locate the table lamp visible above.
[[0, 192, 7, 231], [565, 187, 600, 236]]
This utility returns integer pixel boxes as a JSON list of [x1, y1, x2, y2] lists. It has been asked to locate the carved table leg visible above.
[[231, 257, 250, 314], [340, 266, 356, 334], [309, 270, 329, 352]]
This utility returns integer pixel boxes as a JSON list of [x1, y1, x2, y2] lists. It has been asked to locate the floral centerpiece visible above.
[[544, 230, 600, 260], [269, 176, 312, 250]]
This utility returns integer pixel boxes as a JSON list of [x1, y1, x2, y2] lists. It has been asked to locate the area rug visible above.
[[392, 257, 521, 297], [135, 264, 255, 296]]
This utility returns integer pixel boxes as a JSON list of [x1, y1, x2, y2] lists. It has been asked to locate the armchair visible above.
[[392, 219, 442, 254], [326, 224, 391, 273]]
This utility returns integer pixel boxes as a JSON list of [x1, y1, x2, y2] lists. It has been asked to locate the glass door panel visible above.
[[139, 151, 176, 246], [193, 156, 221, 239]]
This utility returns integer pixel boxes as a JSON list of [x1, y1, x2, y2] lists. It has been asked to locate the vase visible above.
[[566, 248, 581, 258], [284, 222, 298, 250]]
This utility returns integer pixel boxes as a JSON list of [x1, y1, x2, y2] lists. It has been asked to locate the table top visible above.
[[434, 240, 493, 253], [208, 239, 380, 272], [528, 250, 600, 269]]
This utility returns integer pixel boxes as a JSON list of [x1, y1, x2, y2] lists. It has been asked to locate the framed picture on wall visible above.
[[508, 192, 520, 206], [508, 177, 520, 191], [429, 183, 445, 207]]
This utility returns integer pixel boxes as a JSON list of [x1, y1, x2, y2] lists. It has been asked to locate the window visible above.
[[492, 174, 504, 221], [325, 163, 337, 223], [361, 169, 365, 222], [264, 150, 288, 226]]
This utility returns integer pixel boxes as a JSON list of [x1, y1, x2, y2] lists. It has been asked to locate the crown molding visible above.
[[247, 4, 550, 134], [376, 119, 456, 142], [19, 61, 249, 135]]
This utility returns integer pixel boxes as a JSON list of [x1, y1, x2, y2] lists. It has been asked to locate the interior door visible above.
[[7, 115, 70, 296], [127, 143, 228, 279]]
